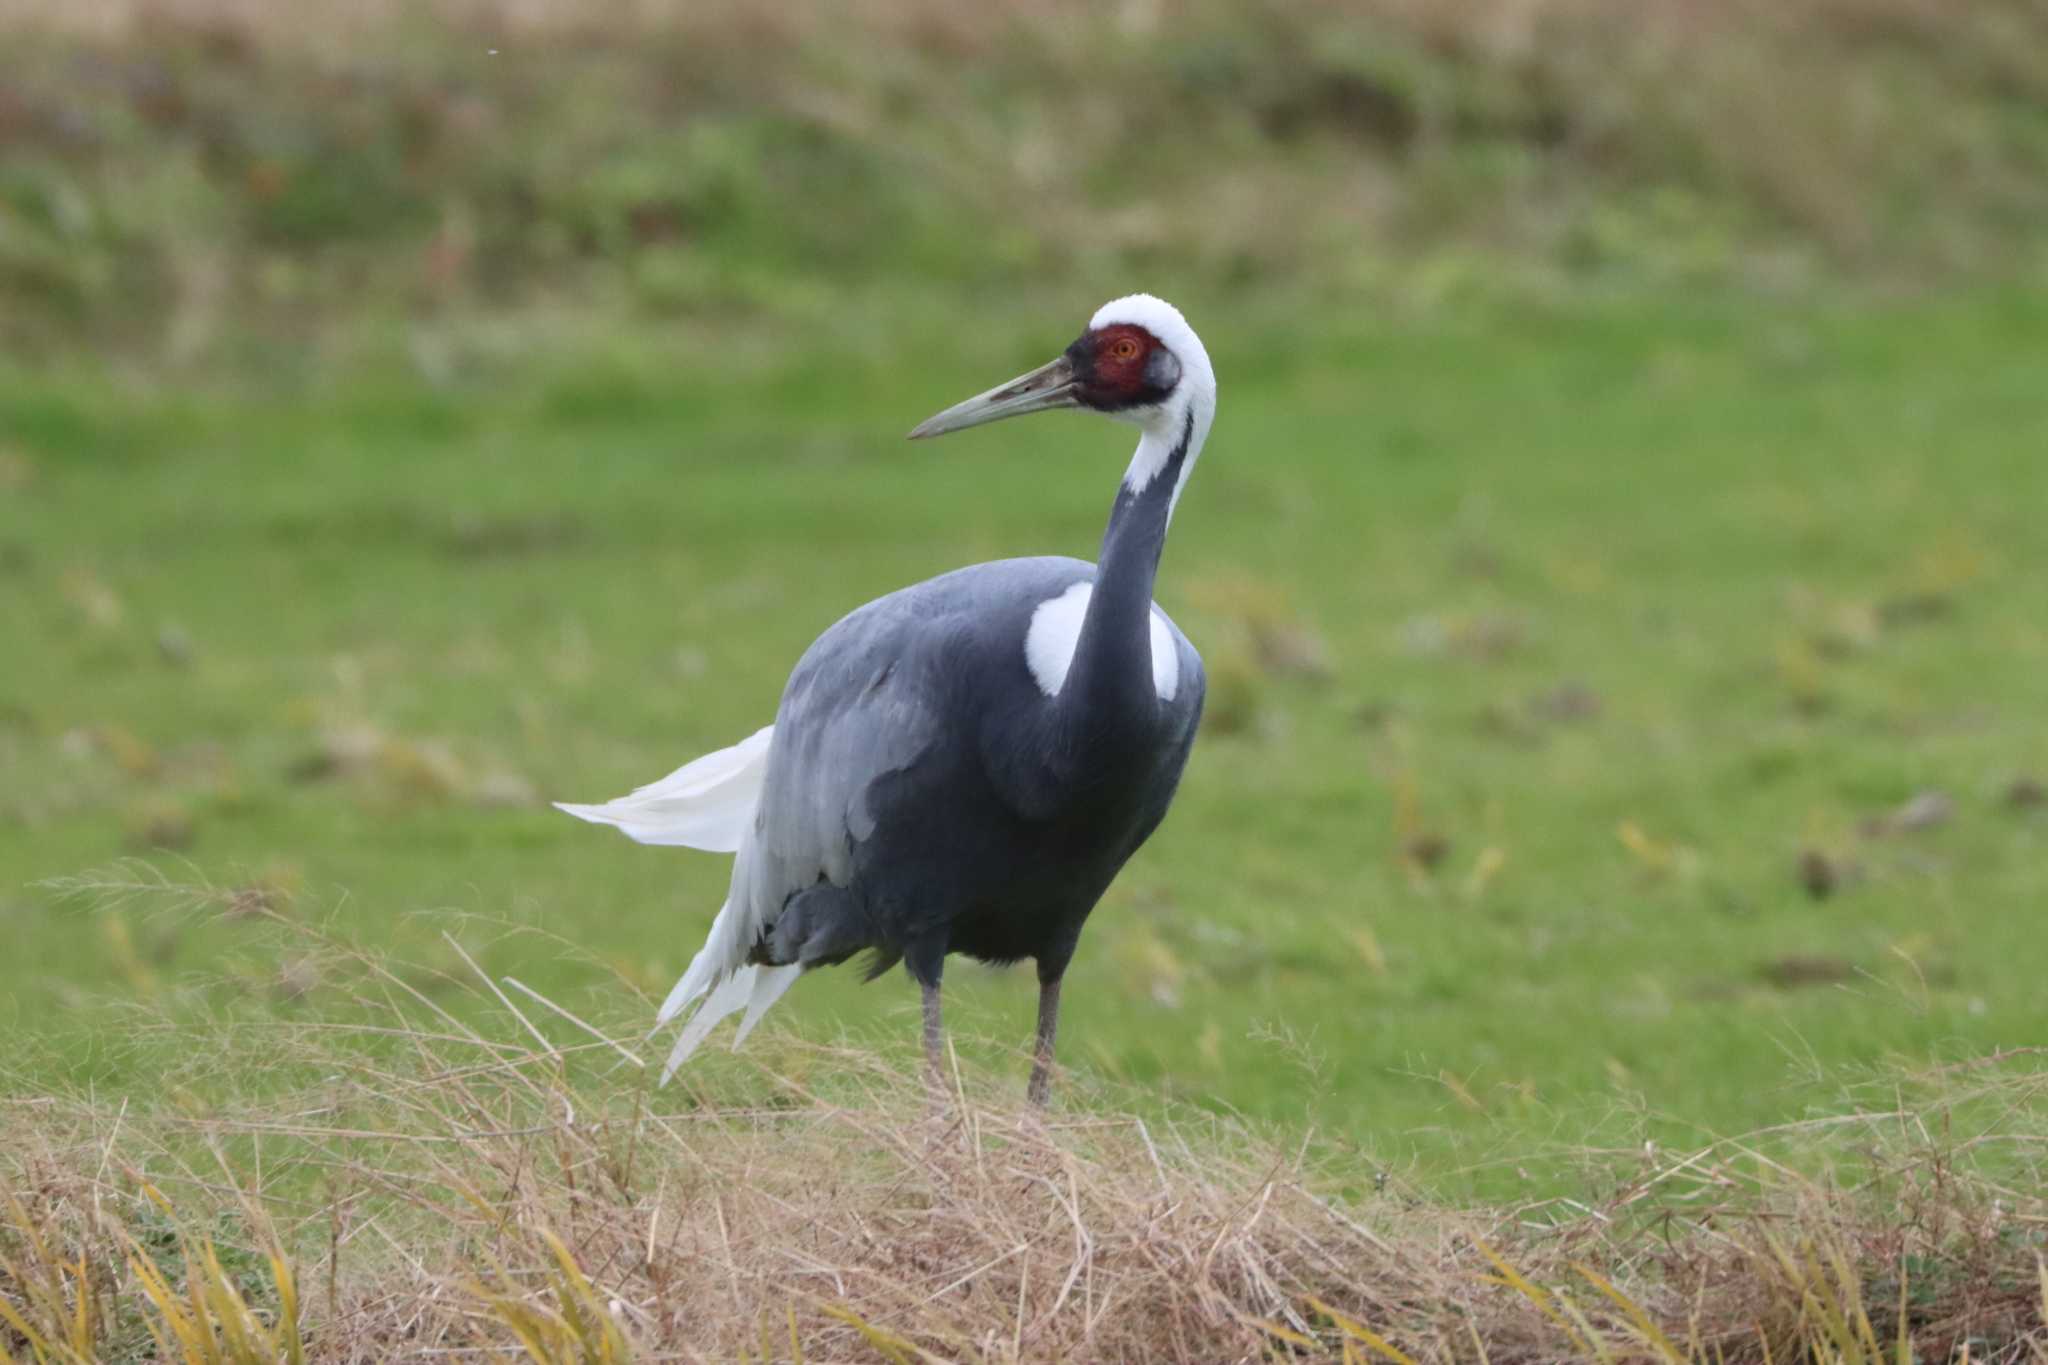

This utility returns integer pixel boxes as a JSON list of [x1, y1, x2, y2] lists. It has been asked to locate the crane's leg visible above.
[[1027, 974, 1063, 1107], [905, 939, 950, 1098], [921, 978, 945, 1089]]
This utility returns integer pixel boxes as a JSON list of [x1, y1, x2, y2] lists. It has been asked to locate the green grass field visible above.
[[7, 285, 2044, 1196]]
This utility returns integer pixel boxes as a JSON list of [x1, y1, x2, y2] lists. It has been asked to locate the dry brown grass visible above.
[[4, 871, 2046, 1362]]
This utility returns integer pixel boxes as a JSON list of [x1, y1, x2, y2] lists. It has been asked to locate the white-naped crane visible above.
[[557, 295, 1216, 1103]]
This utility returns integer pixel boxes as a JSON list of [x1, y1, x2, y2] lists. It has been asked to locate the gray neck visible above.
[[1055, 409, 1196, 745]]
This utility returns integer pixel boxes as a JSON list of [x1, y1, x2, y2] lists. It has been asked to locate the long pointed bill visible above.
[[907, 355, 1079, 440]]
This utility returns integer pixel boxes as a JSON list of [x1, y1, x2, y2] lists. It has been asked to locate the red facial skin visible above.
[[1072, 323, 1166, 409]]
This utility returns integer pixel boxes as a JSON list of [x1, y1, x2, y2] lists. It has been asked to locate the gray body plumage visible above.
[[741, 556, 1204, 988]]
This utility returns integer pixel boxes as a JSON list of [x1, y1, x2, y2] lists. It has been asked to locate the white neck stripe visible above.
[[1089, 295, 1216, 526]]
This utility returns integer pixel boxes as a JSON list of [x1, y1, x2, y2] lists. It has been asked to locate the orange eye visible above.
[[1110, 338, 1141, 361]]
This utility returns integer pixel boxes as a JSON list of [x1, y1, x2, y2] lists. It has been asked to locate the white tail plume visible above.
[[553, 724, 803, 1084], [553, 725, 772, 851]]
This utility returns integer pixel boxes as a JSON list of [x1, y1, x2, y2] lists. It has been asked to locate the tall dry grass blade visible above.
[[1304, 1295, 1418, 1365], [1824, 1234, 1882, 1361], [819, 1304, 921, 1364], [1796, 1238, 1869, 1364], [540, 1230, 631, 1363], [485, 1292, 563, 1364], [1, 1190, 69, 1352], [127, 1235, 205, 1363], [1573, 1260, 1685, 1362], [68, 1253, 93, 1363], [1894, 1258, 1909, 1365], [183, 1239, 213, 1361], [200, 1242, 257, 1363], [0, 1292, 52, 1365], [1248, 1315, 1318, 1349], [443, 932, 559, 1072], [503, 976, 644, 1070], [1474, 1238, 1591, 1354], [268, 1250, 304, 1365], [1557, 1291, 1622, 1364], [0, 1208, 72, 1363]]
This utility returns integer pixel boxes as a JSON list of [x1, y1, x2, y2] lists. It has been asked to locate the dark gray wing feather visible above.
[[731, 592, 947, 942]]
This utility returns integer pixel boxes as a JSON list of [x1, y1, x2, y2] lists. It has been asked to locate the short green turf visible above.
[[3, 288, 2044, 1195]]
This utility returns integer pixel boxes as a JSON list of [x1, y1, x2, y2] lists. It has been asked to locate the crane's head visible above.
[[908, 295, 1215, 444]]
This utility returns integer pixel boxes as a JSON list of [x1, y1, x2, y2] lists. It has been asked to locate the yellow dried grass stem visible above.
[[121, 1191, 303, 1365]]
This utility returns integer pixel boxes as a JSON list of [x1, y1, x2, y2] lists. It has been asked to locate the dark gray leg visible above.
[[1027, 975, 1062, 1106], [921, 978, 945, 1087]]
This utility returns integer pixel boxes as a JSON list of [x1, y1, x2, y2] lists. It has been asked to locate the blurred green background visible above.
[[3, 0, 2046, 1190]]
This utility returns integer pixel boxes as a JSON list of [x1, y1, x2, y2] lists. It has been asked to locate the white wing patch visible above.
[[1023, 581, 1179, 701]]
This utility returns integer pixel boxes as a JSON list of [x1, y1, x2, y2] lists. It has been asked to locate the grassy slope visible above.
[[7, 0, 2048, 362], [5, 287, 2045, 1195]]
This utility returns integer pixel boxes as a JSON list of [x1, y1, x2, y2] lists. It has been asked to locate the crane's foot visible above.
[[1026, 1064, 1053, 1108]]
